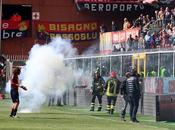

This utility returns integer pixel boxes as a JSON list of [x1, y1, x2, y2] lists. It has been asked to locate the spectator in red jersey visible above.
[[10, 13, 22, 22], [10, 67, 27, 118]]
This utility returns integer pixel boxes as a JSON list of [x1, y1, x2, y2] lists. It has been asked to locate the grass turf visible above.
[[0, 99, 175, 130]]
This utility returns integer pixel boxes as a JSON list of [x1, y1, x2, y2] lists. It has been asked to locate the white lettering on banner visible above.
[[133, 4, 138, 10], [113, 4, 118, 11], [2, 30, 23, 39], [120, 4, 125, 11], [99, 4, 104, 11], [92, 4, 96, 11], [140, 4, 144, 9], [2, 23, 9, 29], [83, 3, 145, 12], [84, 4, 90, 10], [106, 4, 111, 11], [127, 4, 132, 11]]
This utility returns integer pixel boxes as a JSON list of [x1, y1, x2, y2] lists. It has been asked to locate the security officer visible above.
[[132, 68, 144, 114], [120, 72, 130, 121], [90, 70, 105, 111], [105, 71, 121, 114], [126, 70, 140, 123]]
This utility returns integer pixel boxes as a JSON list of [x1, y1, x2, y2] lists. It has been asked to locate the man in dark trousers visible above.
[[10, 67, 27, 118], [90, 70, 105, 111], [105, 71, 121, 114], [120, 72, 130, 121], [125, 70, 140, 123]]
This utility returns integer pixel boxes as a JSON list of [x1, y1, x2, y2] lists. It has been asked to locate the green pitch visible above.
[[0, 99, 175, 130]]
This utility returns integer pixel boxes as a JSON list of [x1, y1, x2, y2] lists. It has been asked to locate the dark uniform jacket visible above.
[[126, 76, 140, 98], [120, 79, 127, 96], [105, 77, 121, 97], [91, 76, 105, 95]]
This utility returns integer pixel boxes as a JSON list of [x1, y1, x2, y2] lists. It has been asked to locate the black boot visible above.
[[97, 107, 102, 111], [90, 106, 94, 111], [13, 109, 17, 116], [10, 109, 15, 118], [110, 109, 114, 114], [133, 118, 139, 123]]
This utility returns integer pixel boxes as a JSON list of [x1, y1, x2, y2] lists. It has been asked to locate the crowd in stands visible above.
[[100, 6, 175, 52]]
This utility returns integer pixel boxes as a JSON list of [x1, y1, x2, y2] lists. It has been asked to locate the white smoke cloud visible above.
[[19, 37, 77, 112], [82, 43, 98, 55]]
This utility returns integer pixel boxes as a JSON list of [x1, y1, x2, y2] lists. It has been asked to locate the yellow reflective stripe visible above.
[[114, 80, 117, 95], [111, 105, 114, 109], [106, 79, 118, 96]]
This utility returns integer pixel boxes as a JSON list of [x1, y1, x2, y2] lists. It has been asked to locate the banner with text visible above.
[[1, 20, 30, 39], [100, 28, 140, 53], [112, 28, 140, 43], [75, 0, 141, 3], [75, 0, 145, 12], [35, 21, 98, 42]]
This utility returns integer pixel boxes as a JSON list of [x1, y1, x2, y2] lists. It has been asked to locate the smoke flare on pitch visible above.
[[19, 37, 77, 112]]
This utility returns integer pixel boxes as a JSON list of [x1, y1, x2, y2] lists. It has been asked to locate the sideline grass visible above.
[[0, 99, 175, 130]]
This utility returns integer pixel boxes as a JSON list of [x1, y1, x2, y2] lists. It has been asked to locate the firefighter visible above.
[[105, 71, 121, 114], [90, 70, 105, 111]]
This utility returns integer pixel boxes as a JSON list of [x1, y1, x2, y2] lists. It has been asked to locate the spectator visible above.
[[155, 10, 158, 20], [142, 15, 147, 26], [133, 35, 139, 50], [127, 34, 134, 51], [111, 21, 117, 31], [158, 7, 164, 27], [100, 24, 107, 33], [160, 29, 170, 47], [113, 44, 119, 52], [120, 43, 126, 52], [138, 34, 145, 50], [144, 31, 154, 49], [171, 8, 175, 26], [123, 18, 131, 30], [150, 17, 156, 24], [152, 31, 160, 48], [170, 26, 175, 46], [164, 7, 172, 27], [146, 14, 150, 23]]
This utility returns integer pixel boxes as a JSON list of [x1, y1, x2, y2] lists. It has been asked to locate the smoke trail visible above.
[[19, 37, 77, 112], [82, 43, 99, 55]]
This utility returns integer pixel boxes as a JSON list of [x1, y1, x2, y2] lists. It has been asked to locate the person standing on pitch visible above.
[[90, 70, 105, 111], [105, 71, 121, 114], [125, 70, 140, 123], [10, 67, 27, 118], [120, 72, 130, 121]]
